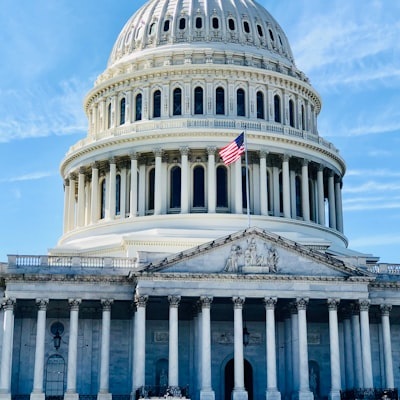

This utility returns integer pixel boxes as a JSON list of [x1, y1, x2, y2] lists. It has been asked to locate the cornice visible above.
[[4, 274, 130, 284]]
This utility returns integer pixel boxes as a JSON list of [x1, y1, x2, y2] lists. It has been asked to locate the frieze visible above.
[[154, 331, 169, 343], [213, 330, 262, 345]]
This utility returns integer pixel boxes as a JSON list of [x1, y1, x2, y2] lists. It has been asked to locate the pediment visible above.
[[145, 227, 371, 279]]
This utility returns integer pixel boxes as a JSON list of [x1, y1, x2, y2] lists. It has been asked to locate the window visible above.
[[173, 88, 182, 116], [163, 20, 170, 32], [148, 168, 155, 211], [216, 87, 225, 115], [195, 17, 203, 29], [256, 91, 264, 119], [149, 22, 156, 35], [279, 172, 283, 214], [228, 18, 235, 31], [274, 95, 281, 123], [269, 29, 274, 42], [237, 88, 245, 117], [243, 21, 250, 34], [170, 166, 181, 209], [216, 166, 228, 208], [194, 87, 203, 114], [212, 17, 219, 29], [119, 98, 126, 125], [100, 179, 106, 219], [301, 105, 305, 130], [257, 24, 264, 37], [153, 90, 161, 118], [116, 175, 121, 215], [179, 18, 186, 30], [296, 176, 302, 217], [289, 99, 295, 127], [135, 93, 142, 121], [107, 103, 112, 129], [193, 166, 205, 207]]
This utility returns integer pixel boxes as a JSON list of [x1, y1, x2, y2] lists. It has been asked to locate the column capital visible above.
[[91, 161, 100, 170], [200, 296, 213, 309], [302, 158, 309, 167], [350, 302, 360, 314], [153, 148, 164, 158], [380, 303, 392, 316], [296, 297, 309, 311], [108, 157, 117, 165], [318, 164, 325, 173], [206, 146, 217, 156], [64, 178, 70, 186], [259, 150, 269, 159], [232, 296, 245, 309], [327, 298, 340, 311], [180, 146, 190, 156], [79, 166, 86, 175], [36, 298, 49, 311], [358, 299, 370, 311], [135, 294, 148, 308], [282, 154, 290, 163], [101, 299, 114, 311], [1, 297, 16, 311], [69, 172, 77, 181], [68, 298, 82, 310], [130, 152, 139, 161], [264, 297, 277, 310], [168, 295, 181, 307]]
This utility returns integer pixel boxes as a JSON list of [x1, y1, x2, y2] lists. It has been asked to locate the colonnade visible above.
[[0, 296, 395, 400], [63, 149, 343, 235]]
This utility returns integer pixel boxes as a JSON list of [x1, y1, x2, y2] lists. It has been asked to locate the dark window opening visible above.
[[120, 98, 126, 125], [289, 99, 295, 127], [257, 24, 263, 37], [217, 166, 228, 208], [228, 18, 235, 31], [179, 18, 186, 30], [135, 93, 142, 121], [193, 166, 205, 207], [173, 88, 182, 116], [256, 91, 264, 119], [216, 87, 225, 115], [163, 20, 170, 32], [196, 17, 202, 29], [243, 21, 250, 33], [148, 169, 155, 211], [170, 166, 181, 208], [212, 17, 219, 29], [194, 87, 204, 114], [153, 90, 161, 118], [237, 88, 245, 117], [274, 95, 281, 123]]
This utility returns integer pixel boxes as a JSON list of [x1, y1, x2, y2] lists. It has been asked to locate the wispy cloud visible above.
[[343, 181, 400, 194], [0, 171, 56, 183], [346, 169, 400, 178]]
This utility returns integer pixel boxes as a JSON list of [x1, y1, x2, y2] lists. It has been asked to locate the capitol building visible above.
[[1, 1, 399, 400]]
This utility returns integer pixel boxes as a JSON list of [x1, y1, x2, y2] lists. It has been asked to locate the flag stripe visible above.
[[219, 132, 245, 165]]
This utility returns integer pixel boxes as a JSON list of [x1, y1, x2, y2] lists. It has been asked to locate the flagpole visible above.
[[244, 125, 251, 228]]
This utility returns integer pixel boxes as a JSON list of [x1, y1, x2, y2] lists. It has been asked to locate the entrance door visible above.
[[224, 359, 253, 400], [45, 354, 65, 398]]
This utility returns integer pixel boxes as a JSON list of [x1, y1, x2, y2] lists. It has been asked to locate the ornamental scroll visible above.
[[223, 237, 279, 274]]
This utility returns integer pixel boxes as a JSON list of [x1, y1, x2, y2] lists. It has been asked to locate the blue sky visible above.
[[1, 0, 400, 263]]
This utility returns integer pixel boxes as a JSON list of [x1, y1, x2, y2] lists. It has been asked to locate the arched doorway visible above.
[[224, 359, 253, 400], [45, 354, 65, 398]]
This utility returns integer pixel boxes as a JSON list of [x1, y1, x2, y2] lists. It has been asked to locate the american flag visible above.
[[219, 132, 245, 165]]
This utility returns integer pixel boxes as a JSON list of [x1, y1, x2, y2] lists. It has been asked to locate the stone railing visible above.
[[340, 388, 398, 400], [368, 264, 400, 275], [135, 385, 189, 400], [7, 255, 136, 269]]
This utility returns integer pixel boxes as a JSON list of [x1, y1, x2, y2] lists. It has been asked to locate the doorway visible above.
[[224, 358, 253, 400], [45, 354, 65, 398]]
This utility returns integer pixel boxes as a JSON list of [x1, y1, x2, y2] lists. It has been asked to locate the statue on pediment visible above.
[[223, 245, 242, 273]]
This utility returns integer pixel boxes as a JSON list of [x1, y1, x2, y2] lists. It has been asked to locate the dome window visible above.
[[216, 166, 228, 208], [195, 17, 203, 29], [289, 99, 295, 127], [257, 91, 264, 119], [269, 29, 275, 42], [163, 20, 170, 32], [194, 87, 204, 114], [173, 88, 182, 116], [278, 34, 283, 46], [149, 22, 156, 36], [237, 88, 245, 117], [243, 21, 250, 34], [212, 17, 219, 30], [170, 166, 181, 209], [135, 93, 142, 121], [179, 17, 186, 30], [153, 90, 161, 118], [119, 98, 126, 125], [216, 87, 225, 115], [274, 94, 281, 123], [257, 24, 264, 37], [193, 166, 205, 208], [228, 18, 235, 31]]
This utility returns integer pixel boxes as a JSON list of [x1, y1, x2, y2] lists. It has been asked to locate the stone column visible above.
[[0, 299, 15, 400], [259, 151, 269, 215], [68, 173, 76, 230], [296, 298, 313, 400], [129, 153, 138, 217], [264, 298, 281, 400], [108, 158, 117, 220], [207, 147, 217, 213], [290, 169, 296, 218], [98, 299, 113, 400], [138, 163, 146, 216], [63, 179, 70, 233], [132, 295, 148, 392], [342, 311, 354, 389], [282, 155, 291, 218], [317, 166, 325, 225], [31, 299, 49, 400], [234, 158, 243, 214], [200, 297, 214, 400], [154, 149, 163, 215], [65, 299, 81, 400], [180, 147, 190, 214], [284, 314, 292, 398], [335, 178, 344, 233], [301, 160, 310, 221], [120, 164, 127, 218], [380, 304, 394, 388], [351, 304, 363, 389], [290, 303, 299, 394], [328, 299, 341, 400], [272, 163, 280, 217], [232, 297, 247, 400], [328, 172, 336, 229], [77, 166, 86, 227], [168, 296, 181, 392], [359, 300, 373, 388], [91, 162, 99, 224]]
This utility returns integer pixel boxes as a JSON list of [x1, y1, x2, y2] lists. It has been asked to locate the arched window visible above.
[[237, 88, 245, 116], [242, 166, 249, 210], [119, 98, 126, 125], [289, 99, 295, 127], [216, 87, 225, 115], [295, 176, 302, 217], [269, 29, 275, 42], [301, 104, 305, 130], [243, 21, 250, 34], [116, 175, 121, 215], [179, 18, 186, 30], [195, 17, 203, 29], [153, 90, 161, 118], [274, 95, 281, 123], [163, 20, 170, 32], [256, 91, 264, 119], [170, 166, 181, 209], [107, 103, 112, 129], [228, 18, 235, 31], [193, 166, 205, 208], [216, 166, 228, 208], [149, 22, 156, 36], [135, 93, 142, 121], [45, 354, 65, 397], [194, 87, 203, 115], [173, 88, 182, 116], [100, 179, 106, 219], [212, 17, 219, 29], [148, 169, 155, 211], [257, 24, 264, 37]]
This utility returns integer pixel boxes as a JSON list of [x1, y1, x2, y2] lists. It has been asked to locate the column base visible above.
[[232, 388, 248, 400], [266, 389, 282, 400], [97, 393, 112, 400], [200, 389, 215, 400], [30, 392, 45, 400], [64, 392, 79, 400], [292, 390, 314, 400], [329, 390, 341, 400]]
